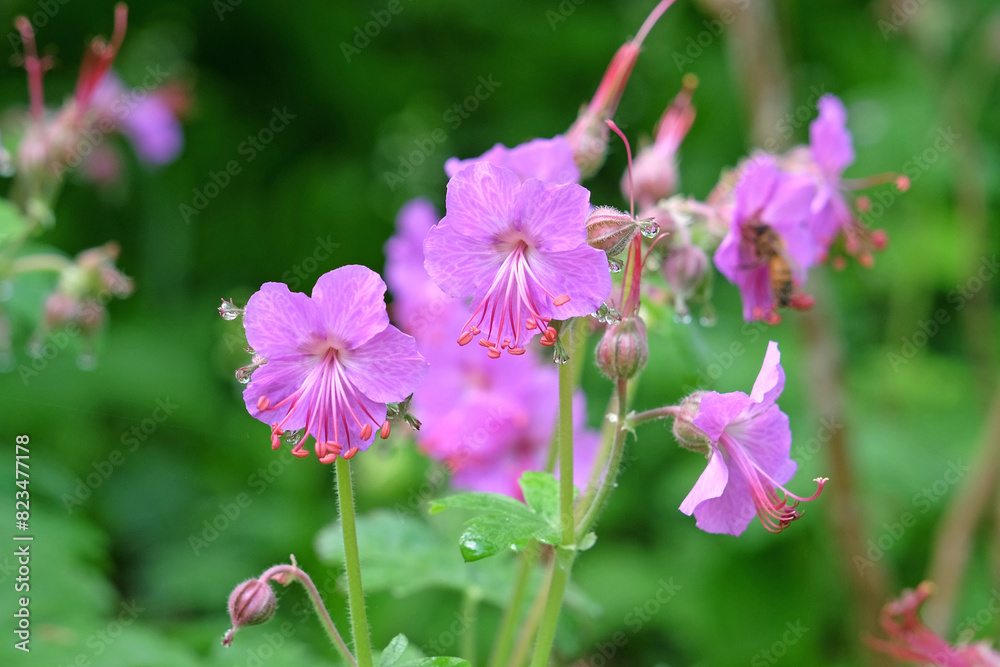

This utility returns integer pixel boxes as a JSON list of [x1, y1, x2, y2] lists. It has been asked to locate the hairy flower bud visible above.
[[595, 315, 648, 381], [623, 147, 678, 210], [585, 206, 640, 257], [224, 578, 277, 646], [664, 244, 709, 301], [672, 391, 711, 454]]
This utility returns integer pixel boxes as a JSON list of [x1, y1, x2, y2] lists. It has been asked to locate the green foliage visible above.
[[430, 472, 562, 562]]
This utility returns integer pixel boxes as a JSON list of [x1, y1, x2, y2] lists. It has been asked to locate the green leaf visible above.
[[396, 659, 470, 667], [0, 199, 28, 244], [431, 482, 562, 562], [518, 471, 559, 518], [379, 634, 409, 667]]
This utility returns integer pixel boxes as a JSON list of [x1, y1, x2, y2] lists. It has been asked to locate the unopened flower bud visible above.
[[224, 578, 276, 646], [672, 391, 711, 454], [623, 147, 678, 210], [595, 315, 648, 381], [585, 206, 640, 257], [664, 244, 708, 301]]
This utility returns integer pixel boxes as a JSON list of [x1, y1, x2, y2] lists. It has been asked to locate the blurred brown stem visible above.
[[923, 382, 1000, 633], [800, 286, 891, 661]]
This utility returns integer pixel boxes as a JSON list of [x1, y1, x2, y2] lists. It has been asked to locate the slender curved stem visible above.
[[507, 555, 552, 667], [336, 457, 374, 667], [10, 253, 72, 275], [488, 543, 538, 667], [577, 380, 630, 538], [628, 404, 682, 427], [259, 562, 356, 666]]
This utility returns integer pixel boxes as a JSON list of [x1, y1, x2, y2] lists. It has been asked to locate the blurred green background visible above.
[[2, 0, 999, 665]]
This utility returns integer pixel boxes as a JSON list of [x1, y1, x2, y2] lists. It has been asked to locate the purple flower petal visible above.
[[243, 356, 316, 429], [686, 455, 758, 536], [692, 391, 751, 441], [445, 135, 580, 184], [340, 324, 428, 403], [810, 95, 854, 176], [734, 156, 779, 221], [727, 405, 796, 485], [748, 340, 785, 410], [679, 451, 727, 513], [245, 282, 323, 359], [422, 224, 503, 300], [311, 266, 390, 350], [523, 243, 613, 320], [443, 162, 521, 240], [515, 179, 591, 252]]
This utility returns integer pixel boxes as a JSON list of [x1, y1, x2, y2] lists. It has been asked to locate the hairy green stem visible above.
[[528, 325, 578, 666], [577, 380, 630, 538], [507, 553, 552, 667], [335, 457, 374, 667], [460, 590, 480, 664], [488, 543, 539, 667]]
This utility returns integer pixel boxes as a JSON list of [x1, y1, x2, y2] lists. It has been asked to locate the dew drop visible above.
[[284, 429, 305, 445], [460, 537, 490, 560], [674, 313, 693, 324], [639, 221, 660, 238], [235, 366, 254, 384], [608, 257, 623, 273], [218, 299, 242, 321]]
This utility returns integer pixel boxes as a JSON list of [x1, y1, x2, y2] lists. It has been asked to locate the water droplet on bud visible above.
[[219, 298, 243, 321], [235, 366, 254, 384], [284, 429, 304, 445], [639, 220, 659, 238], [608, 257, 623, 273]]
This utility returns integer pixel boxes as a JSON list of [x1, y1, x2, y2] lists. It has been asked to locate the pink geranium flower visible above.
[[867, 582, 1000, 667], [444, 136, 580, 184], [385, 198, 600, 499], [679, 341, 826, 535], [243, 265, 428, 462], [713, 156, 817, 323], [423, 161, 611, 357]]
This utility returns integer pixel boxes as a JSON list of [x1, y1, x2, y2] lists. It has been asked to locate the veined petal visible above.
[[692, 391, 751, 441], [679, 450, 729, 515], [340, 324, 429, 403], [515, 179, 591, 252], [523, 243, 612, 319], [311, 266, 390, 350], [243, 355, 316, 430], [726, 404, 796, 484], [443, 161, 521, 240], [423, 224, 503, 299], [748, 340, 785, 410], [245, 283, 323, 359]]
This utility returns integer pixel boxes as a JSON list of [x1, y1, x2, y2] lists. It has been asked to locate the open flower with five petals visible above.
[[423, 161, 611, 357], [243, 265, 428, 462], [679, 341, 826, 535]]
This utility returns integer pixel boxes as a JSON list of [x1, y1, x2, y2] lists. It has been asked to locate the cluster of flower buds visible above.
[[34, 242, 133, 345]]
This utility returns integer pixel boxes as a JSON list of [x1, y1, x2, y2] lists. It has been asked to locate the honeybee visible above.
[[741, 224, 794, 308]]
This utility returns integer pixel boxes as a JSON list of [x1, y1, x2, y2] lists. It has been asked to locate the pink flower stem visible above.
[[627, 404, 684, 426], [335, 457, 374, 667], [258, 562, 356, 666]]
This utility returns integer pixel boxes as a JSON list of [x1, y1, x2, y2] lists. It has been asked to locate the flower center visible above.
[[718, 432, 827, 533], [457, 240, 570, 357], [255, 348, 386, 463]]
